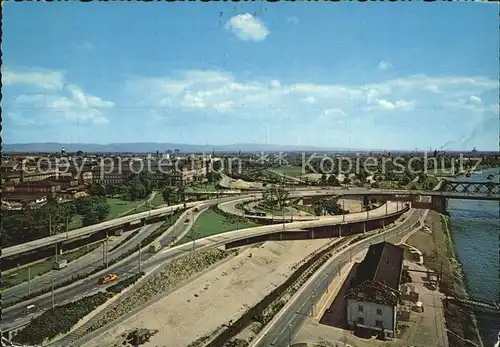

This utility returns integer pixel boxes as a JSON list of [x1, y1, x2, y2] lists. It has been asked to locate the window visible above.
[[377, 308, 382, 315], [357, 317, 364, 324], [376, 320, 383, 328], [358, 305, 363, 312]]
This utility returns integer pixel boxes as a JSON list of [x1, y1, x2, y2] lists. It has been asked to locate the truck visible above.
[[149, 241, 162, 253], [53, 259, 68, 270]]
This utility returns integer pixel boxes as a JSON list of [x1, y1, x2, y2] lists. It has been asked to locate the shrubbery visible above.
[[12, 292, 111, 345], [84, 249, 229, 336], [106, 272, 144, 294], [13, 272, 146, 345], [8, 212, 182, 308]]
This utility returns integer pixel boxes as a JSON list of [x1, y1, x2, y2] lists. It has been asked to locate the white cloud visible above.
[[2, 69, 65, 90], [320, 108, 347, 120], [225, 13, 270, 42], [302, 96, 316, 104], [377, 60, 393, 71], [286, 16, 299, 25], [5, 69, 114, 125], [424, 84, 441, 93], [470, 95, 482, 104], [270, 80, 281, 88], [374, 98, 415, 110], [5, 112, 36, 126], [125, 70, 497, 125]]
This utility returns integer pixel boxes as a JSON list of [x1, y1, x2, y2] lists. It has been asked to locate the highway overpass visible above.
[[2, 201, 407, 338], [4, 186, 498, 259]]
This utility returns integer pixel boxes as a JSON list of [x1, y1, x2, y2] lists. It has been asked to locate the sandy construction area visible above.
[[82, 238, 336, 347], [338, 198, 364, 213]]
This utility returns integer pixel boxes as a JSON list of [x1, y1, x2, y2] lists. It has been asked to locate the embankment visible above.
[[405, 211, 483, 347]]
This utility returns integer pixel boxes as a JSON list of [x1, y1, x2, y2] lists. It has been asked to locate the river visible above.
[[447, 167, 499, 347]]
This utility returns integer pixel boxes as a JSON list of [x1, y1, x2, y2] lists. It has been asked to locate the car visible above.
[[23, 304, 38, 315], [98, 273, 119, 285]]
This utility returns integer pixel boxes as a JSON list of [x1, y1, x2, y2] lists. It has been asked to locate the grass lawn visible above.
[[272, 166, 305, 177], [106, 197, 149, 220], [187, 183, 218, 192], [254, 205, 290, 215], [3, 243, 101, 288], [180, 208, 258, 244], [149, 192, 166, 207], [69, 215, 83, 230], [433, 168, 458, 177]]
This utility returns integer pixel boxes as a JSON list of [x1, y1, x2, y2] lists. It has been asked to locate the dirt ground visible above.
[[337, 199, 363, 213], [397, 260, 448, 347], [294, 213, 450, 347], [81, 238, 337, 347], [405, 211, 482, 347]]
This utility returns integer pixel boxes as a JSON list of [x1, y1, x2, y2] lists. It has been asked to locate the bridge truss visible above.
[[441, 181, 500, 195]]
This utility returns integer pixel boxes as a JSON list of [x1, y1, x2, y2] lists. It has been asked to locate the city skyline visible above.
[[3, 2, 499, 150]]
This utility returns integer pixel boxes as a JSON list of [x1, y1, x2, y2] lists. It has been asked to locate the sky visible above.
[[2, 2, 499, 151]]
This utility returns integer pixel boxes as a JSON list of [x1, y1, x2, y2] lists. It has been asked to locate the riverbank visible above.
[[405, 211, 483, 347]]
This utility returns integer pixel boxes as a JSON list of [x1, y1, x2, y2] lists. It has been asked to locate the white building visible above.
[[345, 242, 404, 340]]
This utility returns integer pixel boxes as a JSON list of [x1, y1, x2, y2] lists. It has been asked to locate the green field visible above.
[[106, 196, 151, 219], [187, 183, 218, 192], [181, 208, 258, 243], [271, 166, 305, 177], [3, 243, 101, 288], [69, 215, 83, 230]]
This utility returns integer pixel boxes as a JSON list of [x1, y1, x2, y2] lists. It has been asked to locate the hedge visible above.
[[106, 272, 144, 295], [12, 292, 112, 345], [12, 272, 146, 346]]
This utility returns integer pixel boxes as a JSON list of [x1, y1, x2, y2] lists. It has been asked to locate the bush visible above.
[[106, 272, 144, 294], [13, 292, 111, 345], [8, 212, 182, 308]]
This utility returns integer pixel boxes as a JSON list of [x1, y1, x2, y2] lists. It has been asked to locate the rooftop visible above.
[[345, 242, 404, 306]]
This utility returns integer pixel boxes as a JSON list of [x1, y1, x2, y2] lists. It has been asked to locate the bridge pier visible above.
[[431, 195, 448, 214]]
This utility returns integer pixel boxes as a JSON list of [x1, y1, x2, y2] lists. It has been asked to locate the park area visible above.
[[68, 192, 161, 230], [271, 166, 305, 177], [182, 207, 258, 243]]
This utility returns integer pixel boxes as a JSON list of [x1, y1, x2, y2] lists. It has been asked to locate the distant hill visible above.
[[2, 142, 356, 154]]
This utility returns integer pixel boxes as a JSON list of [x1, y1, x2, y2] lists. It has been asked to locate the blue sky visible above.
[[3, 2, 499, 150]]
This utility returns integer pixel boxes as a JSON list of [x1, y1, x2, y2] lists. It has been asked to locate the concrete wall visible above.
[[346, 298, 396, 337], [225, 209, 405, 249]]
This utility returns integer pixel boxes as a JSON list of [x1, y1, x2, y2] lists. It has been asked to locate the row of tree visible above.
[[2, 196, 110, 248]]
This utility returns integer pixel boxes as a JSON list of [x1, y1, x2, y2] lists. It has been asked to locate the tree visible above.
[[89, 183, 106, 196], [327, 174, 340, 187], [177, 184, 186, 202], [321, 174, 327, 186], [162, 187, 176, 205], [81, 197, 110, 226], [343, 177, 351, 188]]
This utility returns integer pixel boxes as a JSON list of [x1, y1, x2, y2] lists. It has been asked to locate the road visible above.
[[250, 208, 425, 347], [218, 188, 410, 221], [3, 201, 405, 332], [6, 184, 495, 259], [2, 223, 164, 305], [1, 205, 209, 332], [1, 195, 247, 259]]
